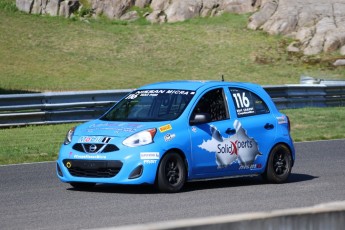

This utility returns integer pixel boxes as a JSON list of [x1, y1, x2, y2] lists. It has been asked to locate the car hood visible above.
[[74, 119, 168, 138]]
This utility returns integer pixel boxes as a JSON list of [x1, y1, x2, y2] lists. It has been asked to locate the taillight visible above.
[[286, 116, 291, 132]]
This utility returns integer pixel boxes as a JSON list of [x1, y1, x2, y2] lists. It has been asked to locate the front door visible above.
[[189, 87, 237, 178]]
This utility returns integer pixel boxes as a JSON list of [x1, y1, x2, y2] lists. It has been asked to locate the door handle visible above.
[[264, 123, 274, 130], [226, 128, 236, 135]]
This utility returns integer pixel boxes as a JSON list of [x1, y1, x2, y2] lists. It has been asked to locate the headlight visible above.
[[123, 128, 157, 147], [64, 127, 76, 145]]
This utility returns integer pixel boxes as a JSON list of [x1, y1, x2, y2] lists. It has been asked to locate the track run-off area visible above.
[[1, 139, 345, 230]]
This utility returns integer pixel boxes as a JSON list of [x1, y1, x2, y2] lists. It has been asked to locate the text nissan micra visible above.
[[57, 81, 295, 192]]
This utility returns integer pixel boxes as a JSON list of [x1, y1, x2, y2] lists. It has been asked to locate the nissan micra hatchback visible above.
[[57, 81, 295, 192]]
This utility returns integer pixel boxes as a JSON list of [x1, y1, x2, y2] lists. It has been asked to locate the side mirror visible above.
[[189, 113, 211, 125]]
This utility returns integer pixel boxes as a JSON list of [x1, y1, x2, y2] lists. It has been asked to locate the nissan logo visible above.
[[89, 144, 97, 153]]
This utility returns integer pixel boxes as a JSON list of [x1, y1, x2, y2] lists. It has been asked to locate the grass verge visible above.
[[1, 3, 344, 93], [0, 107, 344, 165], [283, 107, 345, 142]]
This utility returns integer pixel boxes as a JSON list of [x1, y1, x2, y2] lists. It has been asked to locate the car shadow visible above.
[[184, 173, 317, 192], [67, 184, 158, 194], [286, 173, 318, 183], [66, 173, 317, 194]]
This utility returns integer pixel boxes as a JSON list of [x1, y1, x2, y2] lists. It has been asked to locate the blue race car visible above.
[[57, 81, 295, 192]]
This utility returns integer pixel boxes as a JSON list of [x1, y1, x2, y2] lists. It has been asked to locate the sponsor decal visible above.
[[191, 127, 197, 133], [66, 161, 72, 168], [164, 133, 176, 142], [198, 120, 262, 169], [159, 124, 172, 133], [140, 152, 160, 160], [126, 90, 195, 99], [277, 115, 288, 124], [73, 154, 106, 159], [78, 136, 112, 143], [239, 164, 262, 170], [87, 123, 143, 133], [143, 160, 157, 164], [69, 151, 73, 157]]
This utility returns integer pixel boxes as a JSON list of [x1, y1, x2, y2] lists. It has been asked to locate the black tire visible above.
[[263, 144, 292, 183], [157, 152, 186, 193], [70, 182, 96, 190]]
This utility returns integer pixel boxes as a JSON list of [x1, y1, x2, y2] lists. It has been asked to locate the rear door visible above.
[[227, 87, 277, 171]]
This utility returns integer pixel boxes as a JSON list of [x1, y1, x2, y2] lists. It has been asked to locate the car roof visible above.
[[138, 80, 259, 91]]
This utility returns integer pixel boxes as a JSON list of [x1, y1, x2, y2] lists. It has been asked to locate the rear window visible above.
[[229, 88, 270, 117]]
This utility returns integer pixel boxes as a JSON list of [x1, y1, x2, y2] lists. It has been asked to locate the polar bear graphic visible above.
[[198, 120, 261, 168]]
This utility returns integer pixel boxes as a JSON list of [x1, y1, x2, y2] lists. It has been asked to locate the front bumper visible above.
[[56, 145, 159, 185]]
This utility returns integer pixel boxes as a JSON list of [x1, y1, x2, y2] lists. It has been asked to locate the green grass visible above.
[[283, 107, 345, 142], [0, 1, 344, 93], [0, 107, 344, 165], [0, 123, 79, 165]]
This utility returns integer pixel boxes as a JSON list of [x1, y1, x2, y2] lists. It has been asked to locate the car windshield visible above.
[[101, 89, 196, 122]]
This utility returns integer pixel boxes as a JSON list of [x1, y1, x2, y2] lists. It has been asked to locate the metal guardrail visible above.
[[0, 90, 130, 127], [0, 84, 344, 127]]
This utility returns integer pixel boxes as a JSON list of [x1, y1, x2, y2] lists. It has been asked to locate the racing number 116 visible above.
[[232, 92, 250, 108]]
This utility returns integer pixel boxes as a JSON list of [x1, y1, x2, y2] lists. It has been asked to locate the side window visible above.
[[229, 88, 269, 117], [192, 88, 229, 122]]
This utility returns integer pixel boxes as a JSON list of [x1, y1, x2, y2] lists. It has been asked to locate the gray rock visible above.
[[91, 0, 134, 19], [165, 0, 203, 23], [248, 0, 278, 30], [340, 45, 345, 55], [146, 10, 167, 23], [287, 42, 300, 53], [59, 0, 80, 17], [120, 11, 139, 21], [45, 0, 60, 16], [221, 0, 257, 14], [200, 0, 221, 17], [150, 0, 169, 11], [147, 0, 262, 23], [135, 0, 151, 8], [248, 0, 345, 55], [333, 59, 345, 66], [32, 0, 43, 14], [16, 0, 34, 13]]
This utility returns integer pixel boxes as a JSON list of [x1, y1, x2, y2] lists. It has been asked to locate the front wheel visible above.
[[156, 152, 186, 193], [263, 144, 292, 183]]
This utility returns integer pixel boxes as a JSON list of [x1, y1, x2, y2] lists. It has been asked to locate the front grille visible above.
[[72, 143, 119, 153], [63, 160, 123, 178]]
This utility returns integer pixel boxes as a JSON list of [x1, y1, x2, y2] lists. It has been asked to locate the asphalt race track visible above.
[[1, 139, 345, 230]]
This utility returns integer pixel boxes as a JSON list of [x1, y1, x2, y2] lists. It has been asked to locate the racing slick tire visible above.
[[156, 152, 186, 193], [70, 182, 96, 190], [263, 144, 292, 183]]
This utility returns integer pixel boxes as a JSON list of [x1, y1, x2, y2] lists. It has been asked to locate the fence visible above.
[[0, 84, 344, 127]]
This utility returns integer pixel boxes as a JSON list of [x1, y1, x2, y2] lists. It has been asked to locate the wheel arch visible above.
[[155, 148, 189, 181], [265, 142, 294, 170]]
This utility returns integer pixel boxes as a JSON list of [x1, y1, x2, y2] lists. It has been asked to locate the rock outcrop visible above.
[[16, 0, 80, 17], [16, 0, 345, 55], [248, 0, 345, 55], [16, 0, 260, 22], [147, 0, 259, 23]]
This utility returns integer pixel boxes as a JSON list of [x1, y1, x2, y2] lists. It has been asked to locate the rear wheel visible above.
[[70, 182, 96, 190], [263, 144, 292, 183], [157, 152, 186, 193]]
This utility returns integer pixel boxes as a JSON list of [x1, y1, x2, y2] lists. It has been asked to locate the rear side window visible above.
[[229, 88, 269, 117]]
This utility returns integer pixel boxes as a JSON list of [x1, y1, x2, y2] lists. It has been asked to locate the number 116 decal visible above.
[[232, 92, 250, 108]]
